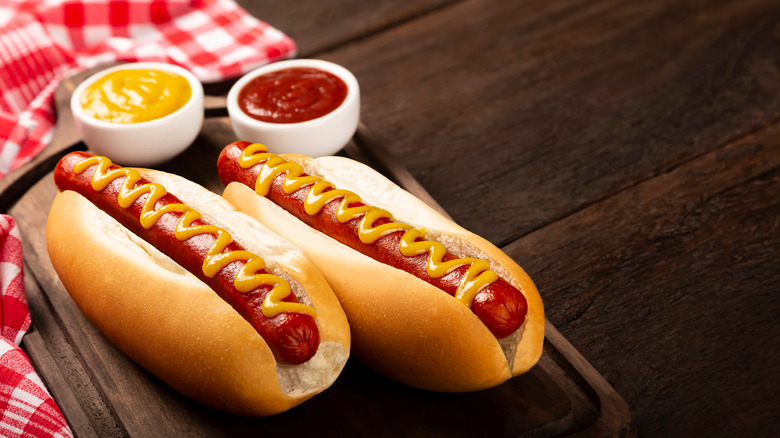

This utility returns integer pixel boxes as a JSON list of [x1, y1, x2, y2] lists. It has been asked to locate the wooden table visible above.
[[2, 0, 778, 436]]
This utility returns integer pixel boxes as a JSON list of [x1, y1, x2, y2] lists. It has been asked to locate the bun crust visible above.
[[46, 171, 350, 416], [221, 154, 544, 392]]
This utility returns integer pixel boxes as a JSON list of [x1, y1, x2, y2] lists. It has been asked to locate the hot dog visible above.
[[217, 141, 545, 392], [47, 151, 350, 416]]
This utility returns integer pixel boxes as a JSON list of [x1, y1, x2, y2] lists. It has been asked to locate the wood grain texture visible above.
[[504, 124, 780, 436], [309, 0, 779, 435], [324, 0, 780, 245], [235, 0, 457, 56]]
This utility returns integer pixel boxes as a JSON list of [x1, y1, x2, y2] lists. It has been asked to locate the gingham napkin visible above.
[[0, 0, 297, 179], [0, 215, 72, 438]]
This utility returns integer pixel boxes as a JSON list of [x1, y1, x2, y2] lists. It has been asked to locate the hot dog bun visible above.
[[221, 154, 544, 392], [46, 169, 350, 416]]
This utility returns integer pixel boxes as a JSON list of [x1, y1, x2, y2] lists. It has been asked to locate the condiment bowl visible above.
[[71, 62, 204, 166], [227, 59, 360, 157]]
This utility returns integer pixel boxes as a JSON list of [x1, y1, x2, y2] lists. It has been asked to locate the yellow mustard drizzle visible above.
[[73, 155, 317, 319], [237, 143, 499, 306]]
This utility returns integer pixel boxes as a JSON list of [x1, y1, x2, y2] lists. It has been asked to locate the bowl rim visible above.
[[226, 58, 360, 131], [70, 61, 204, 130]]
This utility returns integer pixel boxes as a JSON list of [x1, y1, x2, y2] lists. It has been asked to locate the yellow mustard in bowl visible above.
[[80, 69, 192, 124]]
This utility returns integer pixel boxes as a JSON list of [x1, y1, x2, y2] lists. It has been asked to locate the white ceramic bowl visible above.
[[227, 59, 360, 157], [71, 62, 204, 166]]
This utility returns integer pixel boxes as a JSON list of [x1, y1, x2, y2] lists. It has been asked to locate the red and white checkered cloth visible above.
[[0, 215, 72, 438], [0, 0, 297, 179]]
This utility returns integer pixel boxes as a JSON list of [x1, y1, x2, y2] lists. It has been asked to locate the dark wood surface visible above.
[[1, 0, 778, 436], [8, 108, 631, 436]]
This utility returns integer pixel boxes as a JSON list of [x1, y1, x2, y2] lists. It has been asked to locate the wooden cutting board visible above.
[[0, 67, 634, 437]]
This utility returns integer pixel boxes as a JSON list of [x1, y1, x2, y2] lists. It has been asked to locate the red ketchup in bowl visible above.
[[237, 67, 348, 124]]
